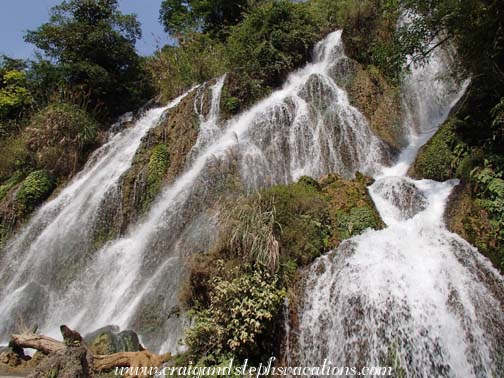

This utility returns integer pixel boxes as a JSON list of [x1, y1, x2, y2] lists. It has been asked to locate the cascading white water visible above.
[[289, 44, 504, 376], [0, 30, 389, 352], [0, 90, 194, 343]]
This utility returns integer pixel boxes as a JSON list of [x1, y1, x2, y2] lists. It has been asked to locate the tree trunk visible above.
[[9, 332, 170, 375]]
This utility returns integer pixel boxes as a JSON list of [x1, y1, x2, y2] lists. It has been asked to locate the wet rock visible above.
[[345, 63, 406, 152], [84, 326, 142, 355], [328, 57, 360, 88], [27, 345, 91, 378], [0, 346, 30, 368], [373, 178, 428, 220], [298, 73, 337, 110]]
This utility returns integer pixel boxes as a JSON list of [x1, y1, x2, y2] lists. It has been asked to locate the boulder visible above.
[[84, 326, 142, 355]]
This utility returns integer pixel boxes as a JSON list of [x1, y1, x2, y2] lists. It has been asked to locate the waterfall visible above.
[[288, 45, 504, 376], [0, 90, 194, 343], [0, 30, 390, 352]]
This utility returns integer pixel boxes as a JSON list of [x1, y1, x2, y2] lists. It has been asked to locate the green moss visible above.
[[260, 180, 332, 266], [321, 173, 383, 245], [222, 96, 240, 115], [15, 170, 55, 216], [146, 144, 169, 205], [335, 206, 381, 240], [412, 119, 460, 181]]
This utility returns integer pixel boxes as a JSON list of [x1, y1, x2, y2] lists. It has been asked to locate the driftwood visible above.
[[9, 328, 170, 374], [10, 334, 65, 355], [93, 351, 167, 371]]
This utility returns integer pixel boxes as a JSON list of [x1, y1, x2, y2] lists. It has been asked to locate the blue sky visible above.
[[0, 0, 170, 59]]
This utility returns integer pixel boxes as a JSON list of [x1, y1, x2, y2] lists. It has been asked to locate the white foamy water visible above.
[[0, 90, 195, 344], [0, 30, 390, 352], [289, 44, 504, 377]]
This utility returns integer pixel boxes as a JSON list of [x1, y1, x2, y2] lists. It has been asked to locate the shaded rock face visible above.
[[0, 346, 31, 368], [84, 326, 142, 355], [444, 182, 502, 272], [27, 346, 91, 378], [90, 81, 216, 246], [372, 177, 428, 221], [319, 173, 384, 246], [333, 59, 406, 153]]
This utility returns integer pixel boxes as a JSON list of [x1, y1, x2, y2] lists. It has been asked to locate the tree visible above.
[[397, 0, 504, 146], [24, 0, 152, 118], [159, 0, 256, 39], [226, 0, 322, 87], [0, 70, 32, 120]]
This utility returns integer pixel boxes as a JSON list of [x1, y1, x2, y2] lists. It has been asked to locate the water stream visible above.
[[0, 31, 389, 352], [0, 28, 502, 374], [287, 42, 504, 378]]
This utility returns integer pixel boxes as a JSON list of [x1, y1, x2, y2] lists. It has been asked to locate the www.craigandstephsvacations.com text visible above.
[[114, 358, 394, 377]]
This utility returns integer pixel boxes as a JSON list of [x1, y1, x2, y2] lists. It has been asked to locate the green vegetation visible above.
[[185, 265, 286, 360], [25, 0, 153, 118], [0, 70, 32, 124], [146, 144, 170, 207], [471, 160, 504, 268], [147, 35, 227, 102], [182, 175, 383, 364], [410, 119, 463, 181], [27, 103, 98, 177], [15, 170, 55, 217], [399, 0, 504, 272], [226, 1, 322, 88], [160, 0, 255, 39]]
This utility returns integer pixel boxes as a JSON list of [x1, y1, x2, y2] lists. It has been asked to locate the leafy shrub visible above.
[[26, 103, 98, 177], [472, 159, 504, 267], [412, 119, 462, 181], [147, 35, 228, 102], [0, 70, 32, 121], [15, 170, 55, 216], [185, 264, 285, 359], [226, 0, 323, 88], [0, 136, 31, 182], [145, 144, 170, 206]]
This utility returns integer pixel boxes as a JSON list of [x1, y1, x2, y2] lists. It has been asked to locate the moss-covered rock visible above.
[[445, 182, 503, 272], [320, 173, 384, 245], [15, 170, 55, 217], [84, 326, 142, 355], [409, 118, 461, 181], [0, 170, 55, 247], [145, 144, 170, 205], [219, 71, 268, 119], [90, 85, 212, 246], [345, 64, 405, 152]]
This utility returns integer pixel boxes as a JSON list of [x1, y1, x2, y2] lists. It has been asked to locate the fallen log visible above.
[[9, 334, 64, 355], [92, 350, 167, 371], [9, 327, 170, 375]]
